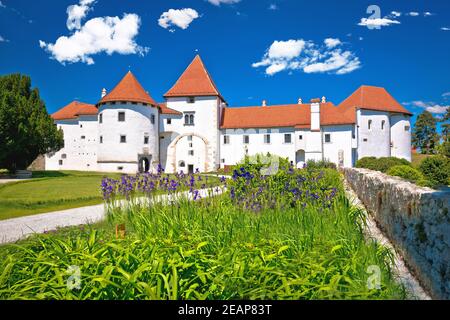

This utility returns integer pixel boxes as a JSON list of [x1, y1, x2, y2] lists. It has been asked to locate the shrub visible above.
[[356, 157, 411, 173], [416, 178, 436, 189], [306, 159, 337, 170], [387, 165, 424, 182], [419, 156, 450, 186]]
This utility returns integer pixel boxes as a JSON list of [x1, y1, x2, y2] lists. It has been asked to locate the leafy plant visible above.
[[356, 157, 411, 173], [387, 165, 424, 182], [419, 155, 450, 186]]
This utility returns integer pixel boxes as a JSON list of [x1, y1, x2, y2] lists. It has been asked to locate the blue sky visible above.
[[0, 0, 449, 129]]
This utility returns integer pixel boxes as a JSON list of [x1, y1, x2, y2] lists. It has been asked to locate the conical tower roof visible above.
[[164, 55, 223, 99], [99, 71, 157, 106]]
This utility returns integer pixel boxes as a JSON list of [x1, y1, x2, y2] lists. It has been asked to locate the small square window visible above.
[[325, 134, 331, 143], [144, 136, 149, 144], [59, 160, 63, 166], [61, 154, 67, 159], [405, 126, 410, 132], [80, 124, 83, 128], [120, 135, 127, 143], [118, 112, 125, 122], [221, 159, 225, 163], [189, 143, 193, 148], [118, 166, 124, 171], [224, 136, 230, 145], [299, 135, 303, 140], [243, 135, 249, 144], [188, 135, 193, 142], [100, 136, 103, 144], [188, 150, 194, 156], [264, 134, 271, 144], [81, 136, 86, 140], [167, 118, 172, 125], [363, 138, 368, 142], [187, 97, 195, 104], [284, 134, 292, 144], [99, 114, 103, 124]]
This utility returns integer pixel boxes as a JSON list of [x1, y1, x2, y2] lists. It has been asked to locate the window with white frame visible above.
[[243, 135, 249, 144], [223, 135, 230, 145], [325, 134, 331, 143], [118, 112, 125, 122], [264, 134, 271, 144], [120, 135, 127, 143], [284, 134, 292, 144], [187, 97, 195, 104], [184, 113, 195, 126]]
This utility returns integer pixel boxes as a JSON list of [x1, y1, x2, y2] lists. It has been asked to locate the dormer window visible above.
[[187, 97, 195, 104]]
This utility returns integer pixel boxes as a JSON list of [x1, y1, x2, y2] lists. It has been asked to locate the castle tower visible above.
[[96, 71, 159, 173], [161, 55, 225, 173]]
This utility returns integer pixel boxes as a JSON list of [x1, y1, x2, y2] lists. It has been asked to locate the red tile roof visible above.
[[164, 55, 223, 99], [99, 71, 157, 106], [220, 102, 355, 129], [158, 102, 182, 115], [338, 85, 412, 115], [52, 101, 98, 120]]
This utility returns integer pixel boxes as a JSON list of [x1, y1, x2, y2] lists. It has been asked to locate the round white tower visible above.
[[97, 71, 159, 173]]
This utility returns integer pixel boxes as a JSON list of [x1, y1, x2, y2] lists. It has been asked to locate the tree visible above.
[[438, 107, 450, 157], [0, 74, 64, 172], [412, 111, 439, 154]]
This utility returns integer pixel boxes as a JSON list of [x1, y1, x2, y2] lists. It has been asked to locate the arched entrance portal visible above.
[[296, 150, 306, 169], [166, 133, 211, 173], [138, 155, 152, 173]]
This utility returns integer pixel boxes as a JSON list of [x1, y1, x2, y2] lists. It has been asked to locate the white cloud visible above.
[[390, 11, 402, 17], [443, 92, 450, 97], [40, 13, 148, 65], [424, 12, 434, 17], [252, 38, 360, 76], [441, 27, 450, 31], [268, 4, 278, 10], [410, 101, 449, 114], [324, 38, 341, 49], [207, 0, 241, 6], [0, 35, 8, 42], [158, 8, 199, 31], [67, 0, 96, 31], [358, 17, 400, 29], [0, 1, 5, 8], [407, 12, 420, 16]]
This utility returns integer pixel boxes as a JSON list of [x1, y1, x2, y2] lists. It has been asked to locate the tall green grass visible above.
[[0, 185, 406, 300]]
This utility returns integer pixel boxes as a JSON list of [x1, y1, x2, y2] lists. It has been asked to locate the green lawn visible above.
[[0, 171, 122, 220], [0, 171, 220, 221]]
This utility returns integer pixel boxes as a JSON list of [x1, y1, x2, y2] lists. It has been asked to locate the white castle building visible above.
[[46, 55, 412, 174]]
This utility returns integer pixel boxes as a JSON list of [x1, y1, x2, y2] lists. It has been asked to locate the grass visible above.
[[0, 171, 220, 220], [411, 152, 432, 168], [0, 171, 122, 220], [0, 166, 407, 300]]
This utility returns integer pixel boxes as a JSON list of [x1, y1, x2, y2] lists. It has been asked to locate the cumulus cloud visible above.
[[158, 8, 199, 31], [409, 101, 449, 114], [67, 0, 95, 31], [207, 0, 241, 5], [40, 1, 148, 65], [40, 13, 148, 65], [252, 38, 361, 76], [324, 38, 341, 49], [358, 17, 400, 28]]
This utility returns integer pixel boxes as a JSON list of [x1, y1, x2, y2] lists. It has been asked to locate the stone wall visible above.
[[343, 168, 450, 299]]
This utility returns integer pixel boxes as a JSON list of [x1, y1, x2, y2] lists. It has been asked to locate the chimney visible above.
[[262, 100, 267, 107], [298, 98, 303, 105], [101, 88, 107, 98], [322, 96, 326, 103], [310, 99, 321, 131]]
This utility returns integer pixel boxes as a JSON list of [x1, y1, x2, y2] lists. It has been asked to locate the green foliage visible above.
[[412, 111, 439, 154], [419, 156, 450, 186], [0, 74, 64, 172], [356, 157, 411, 173], [387, 165, 424, 182], [0, 167, 406, 300], [306, 159, 337, 170]]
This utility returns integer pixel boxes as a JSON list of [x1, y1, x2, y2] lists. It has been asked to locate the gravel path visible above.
[[0, 187, 223, 245], [343, 179, 431, 300]]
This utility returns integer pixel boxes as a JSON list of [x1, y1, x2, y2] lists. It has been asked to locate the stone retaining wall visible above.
[[343, 168, 450, 299]]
